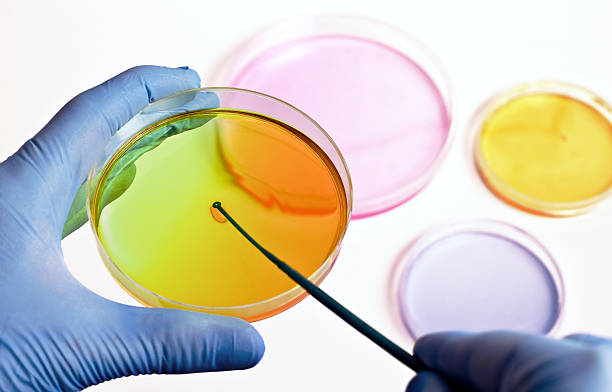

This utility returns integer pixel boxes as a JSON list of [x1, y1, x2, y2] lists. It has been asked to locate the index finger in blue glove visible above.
[[61, 90, 219, 237], [2, 65, 201, 239], [414, 331, 612, 392]]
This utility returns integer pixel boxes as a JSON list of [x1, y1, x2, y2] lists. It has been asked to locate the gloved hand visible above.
[[407, 331, 612, 391], [0, 66, 265, 391]]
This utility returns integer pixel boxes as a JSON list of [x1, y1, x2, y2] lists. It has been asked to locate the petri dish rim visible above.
[[86, 86, 353, 321], [209, 15, 456, 219], [472, 80, 612, 216], [391, 219, 565, 341]]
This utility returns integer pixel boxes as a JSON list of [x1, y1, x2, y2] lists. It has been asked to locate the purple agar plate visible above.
[[210, 16, 453, 218], [394, 220, 564, 340]]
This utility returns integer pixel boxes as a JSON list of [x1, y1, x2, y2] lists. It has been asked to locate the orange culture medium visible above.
[[92, 109, 348, 320]]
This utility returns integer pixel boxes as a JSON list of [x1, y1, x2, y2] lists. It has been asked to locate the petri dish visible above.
[[393, 220, 564, 340], [473, 81, 612, 216], [210, 16, 453, 219], [87, 87, 352, 322]]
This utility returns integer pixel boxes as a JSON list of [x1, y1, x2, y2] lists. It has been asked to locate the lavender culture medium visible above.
[[396, 221, 563, 339]]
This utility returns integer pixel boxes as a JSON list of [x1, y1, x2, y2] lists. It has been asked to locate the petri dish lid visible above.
[[393, 220, 564, 340], [210, 16, 454, 218]]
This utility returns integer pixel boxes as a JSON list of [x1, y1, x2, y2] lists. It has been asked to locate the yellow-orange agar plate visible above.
[[89, 91, 352, 322], [475, 81, 612, 216]]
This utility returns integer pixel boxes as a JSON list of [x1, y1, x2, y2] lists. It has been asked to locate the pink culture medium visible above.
[[227, 34, 452, 218]]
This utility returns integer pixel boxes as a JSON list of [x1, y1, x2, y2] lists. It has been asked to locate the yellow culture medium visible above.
[[91, 109, 348, 321], [477, 86, 612, 215]]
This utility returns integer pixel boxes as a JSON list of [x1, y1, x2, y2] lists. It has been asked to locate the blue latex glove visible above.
[[407, 331, 612, 391], [0, 66, 264, 391]]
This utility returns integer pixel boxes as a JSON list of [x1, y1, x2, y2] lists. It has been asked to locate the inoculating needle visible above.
[[211, 201, 427, 373]]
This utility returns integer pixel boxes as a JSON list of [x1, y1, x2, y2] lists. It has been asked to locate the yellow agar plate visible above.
[[475, 81, 612, 216], [87, 88, 352, 322]]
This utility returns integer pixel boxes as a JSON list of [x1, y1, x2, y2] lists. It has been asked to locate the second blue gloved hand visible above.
[[0, 66, 264, 391], [407, 331, 612, 391]]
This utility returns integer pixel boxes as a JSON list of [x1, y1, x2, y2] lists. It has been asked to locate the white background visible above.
[[2, 0, 612, 390]]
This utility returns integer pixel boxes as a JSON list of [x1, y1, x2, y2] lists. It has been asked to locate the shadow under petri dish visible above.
[[227, 34, 451, 218], [397, 223, 562, 339], [91, 109, 348, 321]]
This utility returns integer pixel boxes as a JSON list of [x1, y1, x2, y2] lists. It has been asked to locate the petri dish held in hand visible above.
[[211, 16, 453, 218], [473, 81, 612, 216], [393, 220, 564, 340], [87, 88, 352, 322]]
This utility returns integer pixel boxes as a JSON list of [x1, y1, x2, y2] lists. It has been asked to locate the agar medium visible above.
[[394, 220, 564, 340], [87, 88, 352, 322], [474, 81, 612, 216], [211, 16, 453, 218]]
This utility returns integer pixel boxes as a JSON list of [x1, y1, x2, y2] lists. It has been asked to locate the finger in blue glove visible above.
[[407, 331, 612, 392], [62, 91, 219, 237]]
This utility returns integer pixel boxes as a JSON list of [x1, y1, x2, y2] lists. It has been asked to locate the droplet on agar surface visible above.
[[210, 204, 227, 223]]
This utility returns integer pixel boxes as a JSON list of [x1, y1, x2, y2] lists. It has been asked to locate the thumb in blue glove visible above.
[[0, 65, 265, 391], [407, 331, 612, 391]]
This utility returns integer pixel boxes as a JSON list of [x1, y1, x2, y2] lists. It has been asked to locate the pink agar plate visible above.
[[211, 16, 453, 218]]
